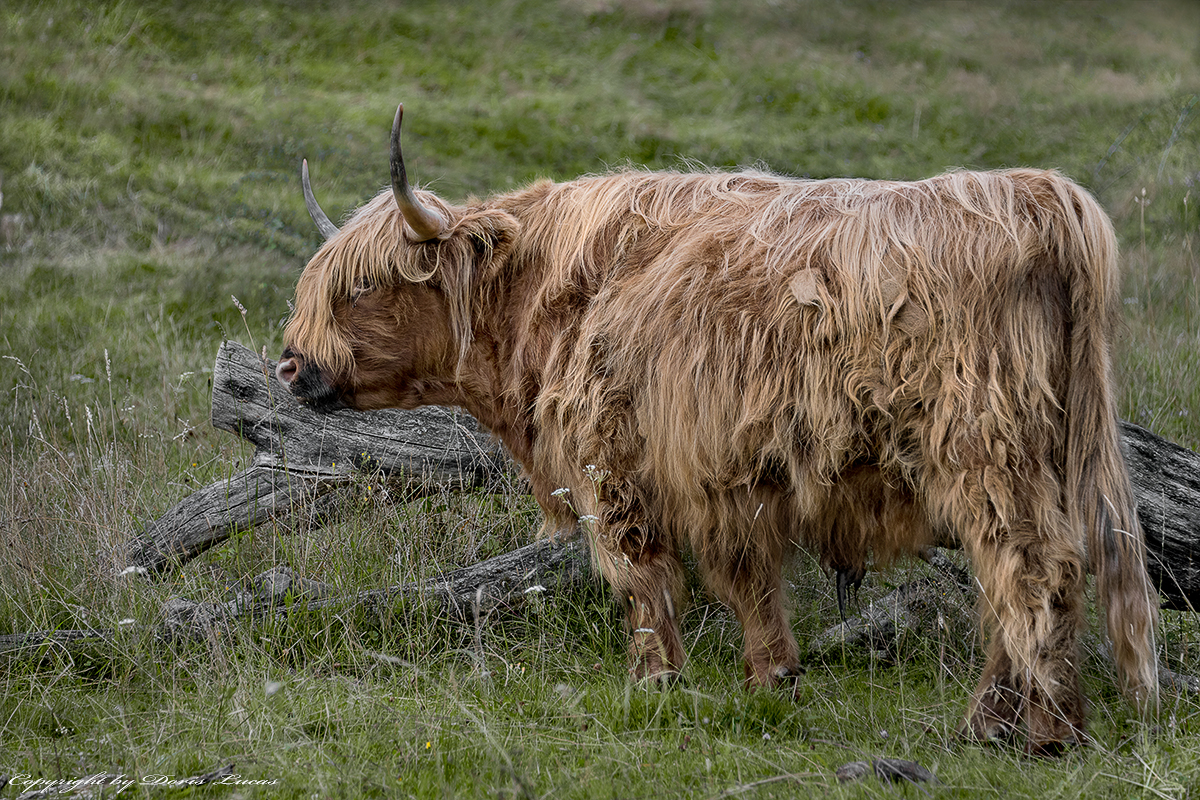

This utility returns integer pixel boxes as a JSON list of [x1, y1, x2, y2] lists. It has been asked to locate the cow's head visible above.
[[277, 104, 518, 412]]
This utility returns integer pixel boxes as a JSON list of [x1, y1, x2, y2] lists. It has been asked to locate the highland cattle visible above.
[[277, 104, 1158, 754]]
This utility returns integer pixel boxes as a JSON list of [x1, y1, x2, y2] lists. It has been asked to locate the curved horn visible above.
[[301, 159, 339, 240], [390, 104, 446, 241]]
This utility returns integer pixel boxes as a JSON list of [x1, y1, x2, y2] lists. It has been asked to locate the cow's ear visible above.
[[457, 208, 520, 274], [456, 206, 518, 284]]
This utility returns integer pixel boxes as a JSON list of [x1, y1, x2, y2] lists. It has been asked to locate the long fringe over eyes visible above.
[[283, 190, 467, 378]]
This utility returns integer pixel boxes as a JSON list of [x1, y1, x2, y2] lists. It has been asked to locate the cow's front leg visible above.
[[624, 574, 686, 683], [591, 479, 686, 682], [692, 504, 799, 689]]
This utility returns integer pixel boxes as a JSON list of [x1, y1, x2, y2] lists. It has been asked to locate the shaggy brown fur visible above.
[[280, 152, 1158, 753]]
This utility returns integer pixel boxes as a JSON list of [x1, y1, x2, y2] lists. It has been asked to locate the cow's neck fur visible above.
[[442, 182, 564, 513]]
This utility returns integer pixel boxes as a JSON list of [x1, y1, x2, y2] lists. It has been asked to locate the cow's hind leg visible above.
[[592, 480, 687, 683], [951, 472, 1087, 754], [962, 638, 1022, 742]]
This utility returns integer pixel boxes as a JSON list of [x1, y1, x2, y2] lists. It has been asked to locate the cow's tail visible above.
[[1050, 172, 1159, 713]]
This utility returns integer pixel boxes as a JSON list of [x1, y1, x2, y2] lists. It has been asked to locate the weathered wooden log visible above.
[[209, 340, 505, 478], [0, 534, 591, 655], [1122, 420, 1200, 611], [125, 340, 510, 572], [0, 628, 117, 653], [808, 554, 1199, 694], [125, 458, 340, 573], [153, 532, 591, 643]]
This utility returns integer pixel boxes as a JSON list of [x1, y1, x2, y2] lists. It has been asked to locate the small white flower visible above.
[[578, 514, 599, 525], [118, 618, 135, 626], [524, 585, 547, 594], [551, 487, 570, 497], [583, 464, 609, 481]]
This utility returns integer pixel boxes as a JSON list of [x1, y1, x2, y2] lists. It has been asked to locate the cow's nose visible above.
[[276, 355, 299, 386]]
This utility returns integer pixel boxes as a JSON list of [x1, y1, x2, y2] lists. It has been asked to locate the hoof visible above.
[[1024, 732, 1083, 758], [770, 664, 805, 688], [959, 715, 1018, 745], [746, 663, 804, 691], [962, 679, 1022, 745], [1024, 697, 1086, 757], [633, 669, 682, 689], [1024, 717, 1086, 758]]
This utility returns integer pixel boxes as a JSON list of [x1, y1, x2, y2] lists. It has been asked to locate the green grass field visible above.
[[2, 1, 1199, 796]]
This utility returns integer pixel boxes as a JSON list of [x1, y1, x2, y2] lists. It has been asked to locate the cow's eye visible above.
[[350, 284, 375, 305]]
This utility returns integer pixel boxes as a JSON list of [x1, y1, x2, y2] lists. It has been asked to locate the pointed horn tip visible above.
[[301, 157, 339, 241], [387, 102, 445, 241]]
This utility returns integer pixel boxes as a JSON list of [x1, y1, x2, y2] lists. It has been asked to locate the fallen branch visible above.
[[1122, 420, 1200, 611], [808, 558, 1198, 694], [155, 532, 591, 641], [126, 340, 510, 573], [1, 534, 591, 656]]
